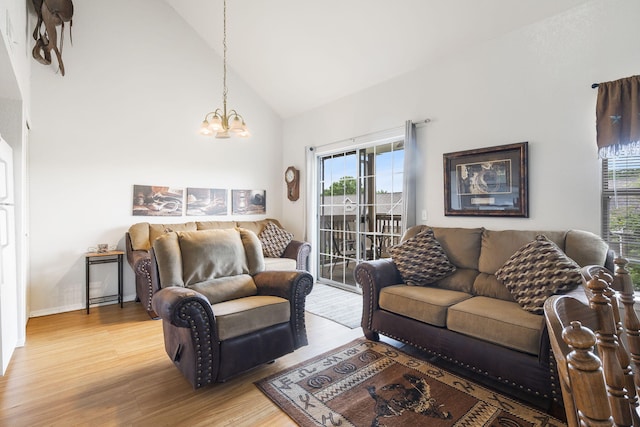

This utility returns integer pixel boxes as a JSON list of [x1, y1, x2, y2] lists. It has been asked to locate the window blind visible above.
[[601, 155, 640, 265]]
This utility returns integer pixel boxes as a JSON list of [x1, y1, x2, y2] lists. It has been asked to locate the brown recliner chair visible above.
[[150, 227, 313, 389]]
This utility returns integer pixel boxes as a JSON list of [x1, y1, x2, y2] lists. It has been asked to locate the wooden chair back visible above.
[[544, 258, 640, 426]]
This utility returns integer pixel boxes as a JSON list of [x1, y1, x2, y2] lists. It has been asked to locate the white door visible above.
[[0, 138, 17, 374]]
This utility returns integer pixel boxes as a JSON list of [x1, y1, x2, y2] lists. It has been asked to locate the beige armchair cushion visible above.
[[189, 274, 257, 305], [178, 228, 265, 286], [153, 232, 184, 287], [213, 295, 290, 340], [153, 228, 266, 302], [179, 229, 248, 285]]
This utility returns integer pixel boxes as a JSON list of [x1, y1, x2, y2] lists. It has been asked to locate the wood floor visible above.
[[0, 302, 362, 426]]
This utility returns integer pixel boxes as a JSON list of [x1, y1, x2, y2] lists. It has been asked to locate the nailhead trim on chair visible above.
[[292, 274, 313, 348], [354, 266, 375, 330], [135, 258, 153, 312], [179, 301, 214, 388]]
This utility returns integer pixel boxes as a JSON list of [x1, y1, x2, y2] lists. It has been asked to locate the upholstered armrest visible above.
[[151, 287, 219, 388], [282, 240, 311, 271], [152, 287, 216, 330], [254, 270, 313, 348], [254, 270, 313, 299], [355, 259, 403, 338], [128, 249, 150, 270]]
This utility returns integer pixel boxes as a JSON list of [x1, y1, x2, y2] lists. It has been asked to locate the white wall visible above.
[[282, 0, 640, 241], [28, 0, 283, 316]]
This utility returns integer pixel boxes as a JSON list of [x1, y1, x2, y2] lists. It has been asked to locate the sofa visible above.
[[354, 225, 613, 407], [126, 218, 310, 318], [150, 227, 313, 388]]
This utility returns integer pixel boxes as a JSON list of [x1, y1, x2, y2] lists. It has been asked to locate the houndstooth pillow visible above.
[[259, 222, 293, 258], [495, 234, 582, 314], [388, 228, 456, 286]]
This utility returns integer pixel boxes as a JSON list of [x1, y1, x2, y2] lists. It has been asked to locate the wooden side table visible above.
[[85, 250, 124, 314]]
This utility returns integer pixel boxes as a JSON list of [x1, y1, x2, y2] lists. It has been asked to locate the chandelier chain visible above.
[[222, 0, 228, 111]]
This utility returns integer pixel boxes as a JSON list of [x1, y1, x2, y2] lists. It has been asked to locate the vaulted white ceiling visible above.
[[164, 0, 592, 118]]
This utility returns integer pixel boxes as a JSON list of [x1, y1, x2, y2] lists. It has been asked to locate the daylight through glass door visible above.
[[317, 139, 404, 289]]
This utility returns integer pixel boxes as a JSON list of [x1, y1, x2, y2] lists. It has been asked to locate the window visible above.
[[601, 155, 640, 290]]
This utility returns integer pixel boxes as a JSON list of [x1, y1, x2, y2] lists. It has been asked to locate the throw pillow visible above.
[[259, 222, 293, 258], [495, 234, 582, 314], [388, 228, 456, 286]]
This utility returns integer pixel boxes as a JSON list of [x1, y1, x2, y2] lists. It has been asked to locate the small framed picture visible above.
[[132, 185, 184, 216], [186, 188, 228, 216], [443, 142, 528, 217], [232, 189, 266, 215]]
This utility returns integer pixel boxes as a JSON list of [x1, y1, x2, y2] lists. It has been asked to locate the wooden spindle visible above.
[[563, 320, 614, 426], [588, 274, 633, 426], [614, 258, 640, 423]]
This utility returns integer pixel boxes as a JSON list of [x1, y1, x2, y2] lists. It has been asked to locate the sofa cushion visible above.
[[434, 268, 478, 293], [153, 232, 184, 287], [259, 222, 293, 257], [565, 229, 610, 267], [129, 222, 151, 251], [478, 229, 566, 274], [149, 222, 197, 249], [379, 285, 472, 327], [238, 228, 266, 275], [472, 273, 515, 302], [188, 274, 258, 305], [196, 221, 236, 230], [495, 235, 582, 314], [431, 227, 484, 270], [237, 219, 282, 236], [212, 295, 290, 340], [447, 296, 544, 355], [388, 228, 456, 286]]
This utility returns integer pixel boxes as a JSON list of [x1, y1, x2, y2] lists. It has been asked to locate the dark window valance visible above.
[[596, 75, 640, 158]]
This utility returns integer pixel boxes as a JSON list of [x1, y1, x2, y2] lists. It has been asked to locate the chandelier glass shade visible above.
[[199, 0, 249, 139]]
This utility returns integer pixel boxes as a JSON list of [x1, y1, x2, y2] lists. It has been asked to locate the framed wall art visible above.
[[132, 185, 184, 216], [186, 188, 228, 216], [232, 189, 266, 215], [443, 142, 528, 217]]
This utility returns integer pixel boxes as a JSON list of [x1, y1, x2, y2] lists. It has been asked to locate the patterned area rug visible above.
[[256, 339, 566, 427], [305, 283, 363, 329]]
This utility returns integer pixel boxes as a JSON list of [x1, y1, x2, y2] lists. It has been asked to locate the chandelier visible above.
[[199, 0, 249, 139]]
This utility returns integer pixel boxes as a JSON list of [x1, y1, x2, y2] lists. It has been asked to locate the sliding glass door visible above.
[[317, 138, 404, 289]]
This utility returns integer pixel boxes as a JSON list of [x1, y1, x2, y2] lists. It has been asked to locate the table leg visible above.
[[85, 257, 90, 314], [118, 254, 123, 308]]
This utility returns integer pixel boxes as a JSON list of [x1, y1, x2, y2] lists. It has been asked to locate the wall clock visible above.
[[285, 166, 300, 201]]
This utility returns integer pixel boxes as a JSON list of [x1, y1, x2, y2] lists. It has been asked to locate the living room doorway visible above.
[[315, 131, 405, 290]]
